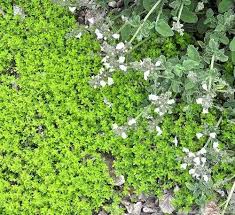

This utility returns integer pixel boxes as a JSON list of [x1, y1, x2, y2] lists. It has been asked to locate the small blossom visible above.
[[213, 141, 219, 149], [203, 108, 209, 114], [202, 83, 208, 91], [95, 29, 103, 39], [144, 70, 150, 80], [196, 2, 204, 12], [196, 132, 203, 139], [155, 61, 161, 66], [196, 98, 203, 104], [182, 147, 189, 153], [173, 136, 178, 147], [112, 33, 120, 39], [167, 99, 175, 105], [203, 175, 209, 182], [116, 42, 125, 50], [118, 56, 125, 64], [107, 77, 114, 86], [128, 118, 136, 126], [69, 6, 76, 13], [209, 132, 216, 139], [88, 17, 95, 24], [188, 152, 195, 158], [75, 32, 83, 39], [189, 169, 195, 175], [100, 80, 106, 87], [119, 65, 127, 71], [181, 163, 187, 169], [156, 126, 163, 136], [121, 132, 128, 139], [199, 148, 207, 155], [193, 157, 201, 165], [112, 124, 118, 130], [172, 21, 184, 36], [201, 157, 206, 164], [149, 94, 158, 101]]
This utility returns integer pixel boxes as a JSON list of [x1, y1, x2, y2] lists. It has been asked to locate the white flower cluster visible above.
[[130, 58, 162, 80], [196, 94, 213, 114], [172, 20, 184, 36], [181, 147, 211, 182], [148, 92, 175, 116], [112, 118, 137, 139], [90, 31, 131, 88], [195, 2, 204, 12], [196, 131, 220, 152]]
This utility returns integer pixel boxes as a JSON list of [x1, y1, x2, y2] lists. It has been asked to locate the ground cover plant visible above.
[[0, 0, 235, 214]]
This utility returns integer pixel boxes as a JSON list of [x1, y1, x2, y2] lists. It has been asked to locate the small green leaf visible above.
[[229, 37, 235, 51], [231, 51, 235, 64], [143, 0, 155, 11], [218, 0, 234, 13], [187, 45, 200, 61], [155, 19, 174, 37], [181, 6, 198, 23]]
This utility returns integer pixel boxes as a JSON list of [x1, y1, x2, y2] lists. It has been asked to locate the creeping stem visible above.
[[129, 0, 162, 44]]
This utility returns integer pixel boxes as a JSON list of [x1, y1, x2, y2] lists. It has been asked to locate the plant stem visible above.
[[221, 181, 235, 215], [177, 3, 184, 23], [129, 0, 162, 44], [208, 55, 215, 91], [204, 116, 222, 148]]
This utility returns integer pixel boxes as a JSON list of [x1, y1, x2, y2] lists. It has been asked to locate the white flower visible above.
[[112, 33, 120, 39], [203, 108, 209, 114], [201, 157, 206, 164], [173, 136, 178, 147], [189, 169, 195, 175], [172, 21, 184, 36], [118, 56, 125, 64], [116, 42, 125, 50], [107, 77, 114, 86], [156, 126, 163, 136], [198, 147, 207, 155], [144, 70, 150, 80], [209, 132, 216, 139], [196, 132, 203, 139], [119, 65, 127, 71], [193, 157, 200, 165], [196, 2, 204, 12], [188, 152, 195, 158], [75, 32, 83, 39], [196, 98, 203, 104], [148, 94, 158, 101], [213, 141, 219, 149], [104, 63, 111, 69], [182, 147, 189, 153], [202, 83, 208, 91], [154, 107, 160, 113], [112, 124, 118, 130], [121, 132, 128, 139], [167, 99, 175, 105], [100, 80, 106, 87], [181, 163, 187, 169], [155, 61, 161, 67], [68, 6, 76, 13], [95, 29, 103, 40], [128, 118, 136, 126], [88, 17, 95, 24], [203, 175, 209, 182]]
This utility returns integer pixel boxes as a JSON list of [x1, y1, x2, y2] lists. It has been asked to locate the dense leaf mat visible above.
[[0, 1, 234, 214]]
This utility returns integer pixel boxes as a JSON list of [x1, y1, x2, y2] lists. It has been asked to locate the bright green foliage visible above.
[[0, 1, 113, 214], [0, 0, 234, 214]]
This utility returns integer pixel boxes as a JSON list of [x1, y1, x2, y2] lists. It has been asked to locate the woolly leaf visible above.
[[155, 19, 174, 37]]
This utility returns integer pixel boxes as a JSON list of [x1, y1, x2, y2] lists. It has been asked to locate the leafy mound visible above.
[[0, 0, 234, 214]]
